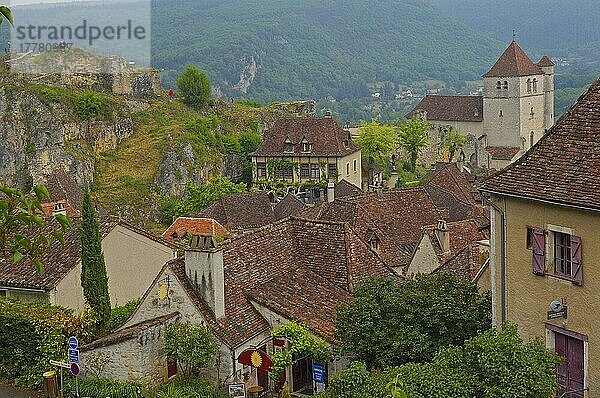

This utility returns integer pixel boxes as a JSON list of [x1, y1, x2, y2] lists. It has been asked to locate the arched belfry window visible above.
[[503, 81, 509, 90], [533, 78, 538, 92], [526, 79, 532, 93], [530, 131, 535, 148], [496, 81, 502, 89]]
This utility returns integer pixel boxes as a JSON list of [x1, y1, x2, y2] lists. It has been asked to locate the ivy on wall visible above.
[[270, 322, 333, 380]]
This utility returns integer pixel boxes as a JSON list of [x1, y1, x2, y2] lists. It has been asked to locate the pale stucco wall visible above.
[[338, 151, 362, 189], [405, 235, 441, 278], [53, 225, 175, 312], [489, 195, 600, 396]]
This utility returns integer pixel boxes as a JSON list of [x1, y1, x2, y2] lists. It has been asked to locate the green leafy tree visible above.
[[336, 273, 491, 369], [164, 322, 219, 378], [177, 66, 211, 109], [0, 185, 71, 273], [80, 188, 111, 329], [319, 324, 560, 398], [0, 5, 13, 27], [440, 129, 466, 161], [175, 176, 246, 216], [355, 120, 397, 184], [398, 116, 429, 172]]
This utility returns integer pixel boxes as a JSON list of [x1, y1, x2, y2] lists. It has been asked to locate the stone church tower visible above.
[[483, 41, 554, 151]]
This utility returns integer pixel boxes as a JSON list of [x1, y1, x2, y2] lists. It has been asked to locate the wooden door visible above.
[[555, 332, 584, 397]]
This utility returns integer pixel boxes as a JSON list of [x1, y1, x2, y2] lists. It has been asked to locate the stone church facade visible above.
[[408, 41, 554, 171]]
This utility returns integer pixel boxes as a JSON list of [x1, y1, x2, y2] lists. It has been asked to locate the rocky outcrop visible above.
[[0, 84, 134, 190], [233, 55, 259, 94]]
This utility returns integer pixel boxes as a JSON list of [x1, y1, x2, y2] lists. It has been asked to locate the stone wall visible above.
[[80, 325, 169, 387]]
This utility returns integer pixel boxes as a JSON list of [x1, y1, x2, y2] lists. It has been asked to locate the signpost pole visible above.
[[60, 368, 63, 398]]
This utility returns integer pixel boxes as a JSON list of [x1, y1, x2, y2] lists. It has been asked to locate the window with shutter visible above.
[[571, 235, 583, 285], [532, 227, 546, 275]]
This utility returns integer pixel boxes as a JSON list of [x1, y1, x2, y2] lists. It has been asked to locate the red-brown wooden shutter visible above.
[[571, 235, 582, 285], [532, 227, 546, 275]]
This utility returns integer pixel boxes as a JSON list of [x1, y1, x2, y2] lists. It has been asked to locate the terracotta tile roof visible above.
[[425, 162, 479, 204], [485, 146, 521, 161], [171, 218, 397, 347], [537, 55, 554, 68], [484, 41, 543, 78], [81, 312, 180, 351], [406, 95, 483, 122], [304, 189, 445, 268], [333, 179, 363, 199], [246, 267, 352, 340], [163, 217, 230, 241], [481, 77, 600, 211], [252, 116, 360, 157], [193, 192, 275, 232], [424, 184, 473, 222], [0, 216, 177, 290], [273, 194, 306, 221], [45, 169, 83, 211]]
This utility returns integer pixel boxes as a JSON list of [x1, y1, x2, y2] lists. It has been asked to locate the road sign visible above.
[[68, 336, 79, 350], [68, 348, 79, 364], [548, 306, 568, 320], [49, 360, 70, 369], [70, 362, 80, 377], [313, 363, 325, 383]]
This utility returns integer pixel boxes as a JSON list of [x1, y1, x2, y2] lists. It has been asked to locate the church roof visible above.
[[537, 55, 554, 68], [484, 41, 543, 78], [481, 76, 600, 211], [406, 95, 483, 122]]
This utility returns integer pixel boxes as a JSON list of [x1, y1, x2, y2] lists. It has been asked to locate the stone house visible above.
[[251, 115, 362, 189], [480, 77, 600, 398], [408, 41, 554, 170], [80, 218, 398, 391], [300, 165, 488, 278], [0, 216, 178, 310], [404, 219, 489, 287]]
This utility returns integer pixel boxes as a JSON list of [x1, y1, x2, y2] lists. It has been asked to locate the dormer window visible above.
[[343, 140, 349, 148], [284, 138, 293, 153], [300, 138, 311, 153]]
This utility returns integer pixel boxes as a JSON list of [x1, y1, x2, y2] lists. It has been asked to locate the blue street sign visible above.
[[70, 362, 80, 377], [313, 363, 325, 383], [68, 336, 79, 350], [68, 348, 79, 364]]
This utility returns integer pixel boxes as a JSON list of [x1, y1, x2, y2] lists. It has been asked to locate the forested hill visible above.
[[428, 0, 600, 68], [151, 0, 503, 102]]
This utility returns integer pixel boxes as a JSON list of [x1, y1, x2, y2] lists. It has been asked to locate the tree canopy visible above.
[[176, 66, 211, 110], [0, 185, 71, 273], [164, 322, 219, 378], [80, 188, 111, 328], [335, 273, 491, 369], [440, 128, 466, 162], [355, 120, 397, 184], [319, 324, 561, 398], [398, 117, 429, 172]]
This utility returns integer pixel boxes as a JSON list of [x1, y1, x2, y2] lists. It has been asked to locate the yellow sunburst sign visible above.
[[251, 351, 263, 368]]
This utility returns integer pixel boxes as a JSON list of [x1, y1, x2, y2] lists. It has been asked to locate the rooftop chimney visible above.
[[435, 220, 450, 254], [323, 110, 332, 118], [327, 182, 335, 203], [185, 235, 225, 319]]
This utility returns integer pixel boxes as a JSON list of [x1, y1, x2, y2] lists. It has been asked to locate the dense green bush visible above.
[[75, 92, 103, 119], [177, 66, 211, 110], [106, 298, 140, 333], [174, 177, 246, 217], [153, 377, 227, 398], [65, 377, 142, 398], [0, 298, 95, 388]]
